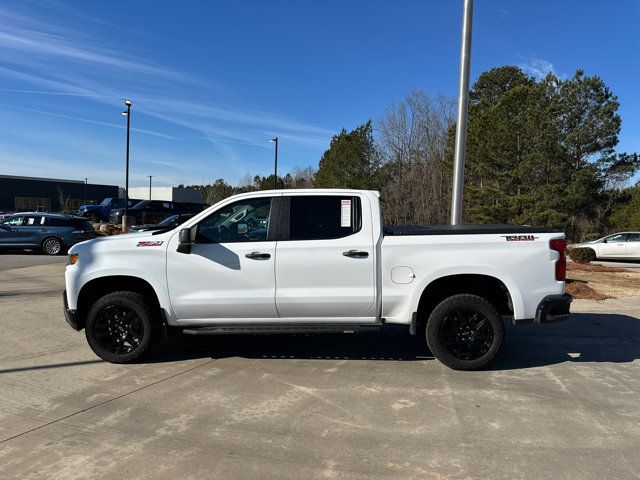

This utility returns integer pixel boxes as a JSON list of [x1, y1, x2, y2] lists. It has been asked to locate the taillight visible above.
[[550, 239, 567, 281]]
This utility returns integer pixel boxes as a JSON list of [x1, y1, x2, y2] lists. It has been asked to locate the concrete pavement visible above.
[[1, 262, 640, 479]]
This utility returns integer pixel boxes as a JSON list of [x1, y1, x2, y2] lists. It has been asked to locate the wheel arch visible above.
[[416, 274, 514, 327], [75, 275, 162, 330]]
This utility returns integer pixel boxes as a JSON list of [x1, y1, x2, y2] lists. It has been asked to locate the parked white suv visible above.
[[63, 189, 571, 370]]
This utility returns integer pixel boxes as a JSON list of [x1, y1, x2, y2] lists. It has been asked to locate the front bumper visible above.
[[63, 290, 82, 331], [534, 293, 572, 323]]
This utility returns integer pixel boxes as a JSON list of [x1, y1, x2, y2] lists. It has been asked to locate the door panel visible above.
[[626, 233, 640, 259], [0, 225, 22, 245], [0, 216, 30, 245], [167, 196, 278, 321], [275, 195, 376, 319], [599, 233, 627, 258], [20, 215, 44, 245], [167, 241, 277, 320]]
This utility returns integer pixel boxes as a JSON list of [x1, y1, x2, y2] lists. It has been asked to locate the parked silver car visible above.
[[573, 232, 640, 260], [0, 213, 95, 255]]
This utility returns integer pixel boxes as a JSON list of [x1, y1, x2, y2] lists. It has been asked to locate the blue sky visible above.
[[0, 0, 638, 188]]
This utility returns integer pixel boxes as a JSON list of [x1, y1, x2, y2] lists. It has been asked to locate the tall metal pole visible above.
[[272, 137, 279, 189], [122, 100, 131, 229], [147, 175, 153, 200], [450, 0, 474, 225], [84, 178, 87, 204]]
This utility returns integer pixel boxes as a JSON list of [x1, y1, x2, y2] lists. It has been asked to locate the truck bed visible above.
[[383, 224, 556, 236]]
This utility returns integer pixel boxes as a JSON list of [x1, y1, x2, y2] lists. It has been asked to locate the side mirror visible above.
[[602, 239, 608, 243], [177, 228, 192, 254]]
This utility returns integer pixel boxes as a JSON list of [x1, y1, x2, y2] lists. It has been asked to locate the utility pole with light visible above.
[[84, 178, 88, 205], [269, 137, 278, 189], [450, 0, 473, 225], [147, 175, 153, 200], [121, 99, 132, 229]]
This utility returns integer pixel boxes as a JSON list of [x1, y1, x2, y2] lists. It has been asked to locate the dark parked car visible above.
[[77, 197, 142, 222], [110, 201, 208, 226], [0, 213, 95, 255], [128, 213, 195, 232]]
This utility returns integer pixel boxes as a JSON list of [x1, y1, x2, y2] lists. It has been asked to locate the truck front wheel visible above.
[[426, 294, 504, 371], [85, 291, 161, 363]]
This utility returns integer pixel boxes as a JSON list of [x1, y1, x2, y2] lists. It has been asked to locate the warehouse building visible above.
[[127, 186, 203, 203], [0, 175, 119, 213]]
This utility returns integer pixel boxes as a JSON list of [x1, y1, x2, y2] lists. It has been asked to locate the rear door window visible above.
[[46, 217, 70, 227], [23, 215, 43, 226], [627, 233, 640, 242], [288, 196, 361, 240]]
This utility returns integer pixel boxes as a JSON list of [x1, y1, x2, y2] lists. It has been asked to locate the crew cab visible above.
[[63, 189, 571, 370]]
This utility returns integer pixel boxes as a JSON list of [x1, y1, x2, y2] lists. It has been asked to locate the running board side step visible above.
[[182, 324, 382, 336]]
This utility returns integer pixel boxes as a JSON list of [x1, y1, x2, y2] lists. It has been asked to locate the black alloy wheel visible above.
[[438, 309, 494, 361], [85, 291, 161, 363], [93, 305, 145, 355], [426, 294, 505, 370]]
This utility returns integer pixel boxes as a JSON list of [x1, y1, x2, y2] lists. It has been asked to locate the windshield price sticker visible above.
[[341, 199, 352, 227]]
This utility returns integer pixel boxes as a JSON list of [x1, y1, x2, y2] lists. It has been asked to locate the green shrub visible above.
[[581, 233, 600, 242], [568, 247, 596, 264]]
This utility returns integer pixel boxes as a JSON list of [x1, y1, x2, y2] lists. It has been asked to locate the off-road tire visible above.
[[426, 294, 505, 371], [85, 291, 162, 363]]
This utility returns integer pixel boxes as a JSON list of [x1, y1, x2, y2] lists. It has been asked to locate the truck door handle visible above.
[[245, 251, 271, 260], [343, 250, 369, 258]]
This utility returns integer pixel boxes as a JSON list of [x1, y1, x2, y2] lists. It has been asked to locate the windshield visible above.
[[158, 215, 179, 227], [132, 200, 149, 209]]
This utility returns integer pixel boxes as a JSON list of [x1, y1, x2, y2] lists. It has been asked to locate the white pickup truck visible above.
[[63, 189, 571, 370]]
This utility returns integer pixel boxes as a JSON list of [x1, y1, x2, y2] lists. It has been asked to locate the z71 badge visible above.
[[501, 235, 538, 242], [137, 241, 164, 247]]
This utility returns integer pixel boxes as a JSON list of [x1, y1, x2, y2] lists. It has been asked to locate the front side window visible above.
[[289, 196, 361, 240], [2, 216, 24, 226], [196, 197, 271, 243], [606, 233, 627, 243]]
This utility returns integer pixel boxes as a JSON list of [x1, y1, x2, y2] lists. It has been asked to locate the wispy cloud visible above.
[[518, 57, 563, 80], [0, 2, 333, 184]]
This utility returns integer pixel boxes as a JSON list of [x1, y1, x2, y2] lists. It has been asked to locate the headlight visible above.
[[68, 253, 79, 265]]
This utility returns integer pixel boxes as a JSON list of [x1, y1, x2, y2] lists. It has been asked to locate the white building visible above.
[[126, 186, 203, 204]]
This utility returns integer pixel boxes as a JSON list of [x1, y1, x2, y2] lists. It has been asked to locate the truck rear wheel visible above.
[[85, 291, 161, 363], [426, 294, 504, 370]]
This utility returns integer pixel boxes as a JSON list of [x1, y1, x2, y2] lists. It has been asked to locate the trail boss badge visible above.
[[501, 235, 538, 242]]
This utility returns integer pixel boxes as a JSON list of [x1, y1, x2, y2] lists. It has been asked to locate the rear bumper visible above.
[[513, 293, 572, 325], [63, 290, 82, 331], [535, 293, 572, 323]]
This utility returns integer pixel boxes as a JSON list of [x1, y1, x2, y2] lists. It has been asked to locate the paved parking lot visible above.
[[1, 257, 640, 479]]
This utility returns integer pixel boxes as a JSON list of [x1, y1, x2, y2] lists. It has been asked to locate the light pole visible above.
[[450, 0, 474, 225], [147, 175, 153, 200], [269, 137, 278, 189], [84, 178, 87, 205], [121, 99, 132, 229]]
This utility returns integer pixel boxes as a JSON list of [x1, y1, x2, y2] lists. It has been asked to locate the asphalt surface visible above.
[[0, 252, 67, 271], [1, 261, 640, 479]]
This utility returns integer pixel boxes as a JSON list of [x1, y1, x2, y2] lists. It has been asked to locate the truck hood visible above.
[[68, 230, 173, 254]]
